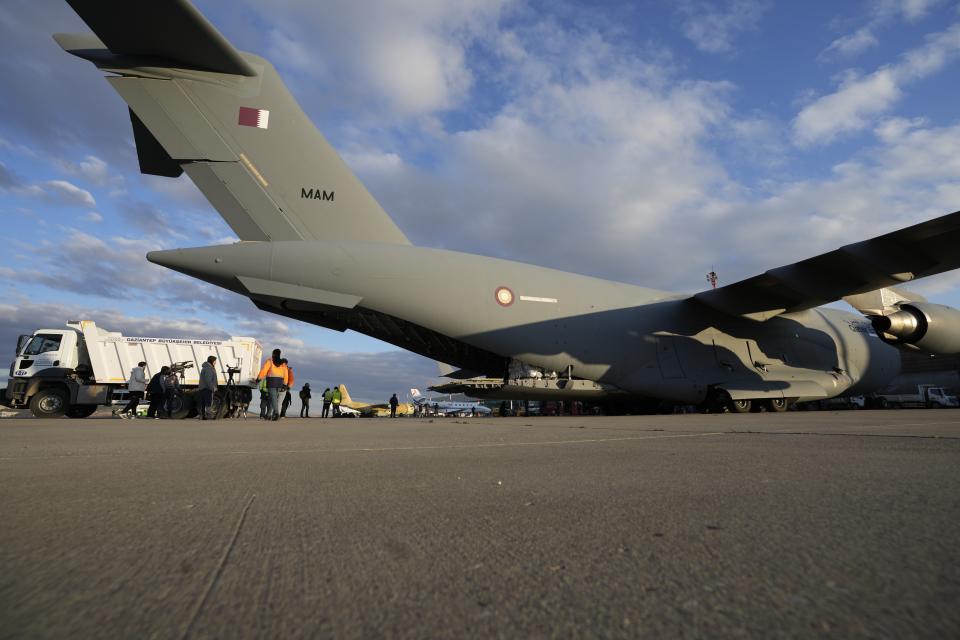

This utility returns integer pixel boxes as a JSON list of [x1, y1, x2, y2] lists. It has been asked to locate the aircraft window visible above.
[[22, 334, 63, 356]]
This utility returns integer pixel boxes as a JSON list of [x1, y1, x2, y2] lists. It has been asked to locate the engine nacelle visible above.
[[870, 302, 960, 354]]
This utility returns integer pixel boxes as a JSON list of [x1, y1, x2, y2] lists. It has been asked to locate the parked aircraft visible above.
[[59, 0, 960, 413], [410, 389, 492, 417], [338, 385, 412, 417]]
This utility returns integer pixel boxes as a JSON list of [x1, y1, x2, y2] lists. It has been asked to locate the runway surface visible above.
[[2, 411, 959, 638]]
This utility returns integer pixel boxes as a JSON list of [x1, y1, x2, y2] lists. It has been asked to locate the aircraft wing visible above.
[[693, 210, 960, 321]]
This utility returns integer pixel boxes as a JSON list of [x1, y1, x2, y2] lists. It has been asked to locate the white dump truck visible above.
[[3, 320, 262, 419], [870, 384, 959, 409]]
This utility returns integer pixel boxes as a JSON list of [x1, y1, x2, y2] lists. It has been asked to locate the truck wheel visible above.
[[30, 388, 69, 418], [165, 393, 194, 420], [209, 391, 229, 419], [66, 405, 97, 419]]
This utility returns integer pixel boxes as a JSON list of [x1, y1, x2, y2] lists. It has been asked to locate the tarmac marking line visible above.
[[730, 430, 960, 440], [219, 432, 730, 456], [181, 493, 256, 640]]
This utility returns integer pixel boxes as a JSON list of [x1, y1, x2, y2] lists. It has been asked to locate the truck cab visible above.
[[923, 386, 959, 408], [5, 328, 104, 418], [12, 330, 79, 379]]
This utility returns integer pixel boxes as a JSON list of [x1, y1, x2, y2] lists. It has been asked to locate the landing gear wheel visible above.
[[727, 398, 752, 414], [30, 388, 69, 418], [765, 398, 789, 413], [66, 404, 97, 419], [698, 389, 728, 414]]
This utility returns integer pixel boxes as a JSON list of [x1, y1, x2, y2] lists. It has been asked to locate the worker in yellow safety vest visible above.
[[257, 348, 291, 421], [331, 385, 342, 417]]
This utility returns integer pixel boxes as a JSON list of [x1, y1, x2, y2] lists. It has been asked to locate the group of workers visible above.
[[256, 348, 348, 419], [115, 357, 220, 419], [113, 347, 372, 421]]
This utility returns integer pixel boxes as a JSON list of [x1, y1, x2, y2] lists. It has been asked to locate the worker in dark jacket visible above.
[[163, 368, 181, 418], [146, 366, 169, 419], [299, 383, 312, 418], [280, 360, 294, 418], [198, 355, 218, 420], [389, 393, 399, 418]]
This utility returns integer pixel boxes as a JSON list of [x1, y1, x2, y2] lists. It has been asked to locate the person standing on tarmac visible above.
[[116, 361, 147, 419], [280, 360, 294, 418], [163, 368, 181, 418], [331, 385, 342, 417], [198, 355, 218, 420], [258, 378, 269, 419], [321, 387, 332, 418], [299, 383, 312, 418], [389, 393, 399, 418], [257, 349, 291, 421], [146, 366, 169, 419]]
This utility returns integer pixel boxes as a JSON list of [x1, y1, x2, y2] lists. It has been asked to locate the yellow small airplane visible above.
[[339, 385, 413, 417]]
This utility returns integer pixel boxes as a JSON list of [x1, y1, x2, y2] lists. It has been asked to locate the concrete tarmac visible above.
[[2, 411, 959, 638]]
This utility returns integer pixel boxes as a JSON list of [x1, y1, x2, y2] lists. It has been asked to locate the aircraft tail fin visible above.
[[338, 384, 354, 404], [410, 388, 424, 403], [57, 0, 410, 245]]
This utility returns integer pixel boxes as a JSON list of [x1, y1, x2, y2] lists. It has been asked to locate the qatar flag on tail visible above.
[[238, 107, 270, 129]]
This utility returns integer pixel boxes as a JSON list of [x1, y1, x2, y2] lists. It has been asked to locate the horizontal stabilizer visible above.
[[436, 362, 484, 379], [238, 276, 363, 309], [694, 210, 960, 320], [63, 0, 256, 76]]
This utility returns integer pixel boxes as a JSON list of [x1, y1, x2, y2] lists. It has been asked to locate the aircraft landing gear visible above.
[[765, 397, 790, 412]]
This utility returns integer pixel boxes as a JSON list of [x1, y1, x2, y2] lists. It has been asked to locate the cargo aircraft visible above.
[[58, 0, 960, 413]]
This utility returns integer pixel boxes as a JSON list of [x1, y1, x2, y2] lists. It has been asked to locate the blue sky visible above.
[[1, 0, 960, 401]]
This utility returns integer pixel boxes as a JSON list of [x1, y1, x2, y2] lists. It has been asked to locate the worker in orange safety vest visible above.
[[257, 348, 291, 421]]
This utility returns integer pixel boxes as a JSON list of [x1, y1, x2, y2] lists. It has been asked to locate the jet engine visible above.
[[870, 302, 960, 354]]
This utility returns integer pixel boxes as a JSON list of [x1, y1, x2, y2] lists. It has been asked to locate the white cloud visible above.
[[793, 68, 901, 146], [795, 22, 960, 145], [820, 0, 946, 60], [893, 0, 944, 21], [0, 228, 248, 316], [254, 0, 512, 117], [822, 27, 879, 58], [352, 26, 739, 284], [56, 154, 126, 194], [40, 179, 96, 207], [676, 0, 770, 54], [82, 211, 103, 223]]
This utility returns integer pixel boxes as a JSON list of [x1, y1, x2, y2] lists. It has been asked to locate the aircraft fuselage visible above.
[[149, 240, 902, 404]]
